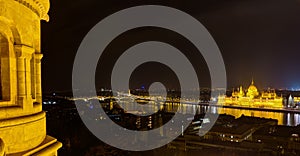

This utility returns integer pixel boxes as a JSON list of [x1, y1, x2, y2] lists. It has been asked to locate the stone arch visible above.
[[0, 17, 21, 101], [0, 33, 8, 100], [0, 17, 21, 45]]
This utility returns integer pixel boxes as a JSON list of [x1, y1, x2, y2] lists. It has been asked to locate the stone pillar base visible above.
[[7, 136, 62, 156]]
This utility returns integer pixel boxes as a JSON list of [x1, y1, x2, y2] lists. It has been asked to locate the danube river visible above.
[[214, 106, 300, 126], [120, 102, 300, 126]]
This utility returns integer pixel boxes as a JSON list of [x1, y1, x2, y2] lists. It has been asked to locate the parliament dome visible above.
[[246, 79, 259, 98], [248, 84, 258, 92]]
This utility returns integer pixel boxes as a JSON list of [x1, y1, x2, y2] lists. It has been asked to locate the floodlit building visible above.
[[0, 0, 61, 155], [288, 95, 294, 107], [218, 79, 283, 108]]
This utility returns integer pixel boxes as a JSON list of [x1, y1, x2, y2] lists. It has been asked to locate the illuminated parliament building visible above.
[[218, 79, 283, 108], [0, 0, 61, 155]]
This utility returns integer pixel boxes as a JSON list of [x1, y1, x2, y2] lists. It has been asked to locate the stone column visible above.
[[16, 52, 26, 106], [31, 55, 36, 100], [25, 54, 32, 103], [35, 53, 43, 104], [15, 45, 34, 108]]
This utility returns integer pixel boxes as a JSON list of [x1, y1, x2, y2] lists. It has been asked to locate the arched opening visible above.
[[0, 33, 11, 101], [0, 18, 22, 105]]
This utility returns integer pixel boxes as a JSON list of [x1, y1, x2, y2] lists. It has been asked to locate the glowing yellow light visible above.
[[218, 79, 283, 109], [0, 0, 61, 155]]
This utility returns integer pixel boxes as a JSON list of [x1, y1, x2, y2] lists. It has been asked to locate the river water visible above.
[[120, 102, 300, 126]]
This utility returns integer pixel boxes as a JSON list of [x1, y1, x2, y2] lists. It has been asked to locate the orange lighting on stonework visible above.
[[0, 0, 61, 155], [218, 79, 283, 108]]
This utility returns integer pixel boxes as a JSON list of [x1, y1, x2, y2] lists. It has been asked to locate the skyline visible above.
[[41, 0, 300, 92], [2, 1, 300, 155]]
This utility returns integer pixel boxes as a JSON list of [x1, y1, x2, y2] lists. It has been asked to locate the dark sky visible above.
[[41, 0, 300, 93]]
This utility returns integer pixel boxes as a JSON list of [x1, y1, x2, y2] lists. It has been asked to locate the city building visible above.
[[0, 0, 61, 155], [218, 79, 283, 108], [202, 115, 277, 142], [168, 114, 279, 152], [253, 125, 300, 152]]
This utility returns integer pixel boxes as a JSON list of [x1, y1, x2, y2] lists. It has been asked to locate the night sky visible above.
[[41, 0, 300, 93]]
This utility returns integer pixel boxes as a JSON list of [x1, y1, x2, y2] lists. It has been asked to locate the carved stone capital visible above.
[[34, 53, 43, 63], [14, 44, 35, 58]]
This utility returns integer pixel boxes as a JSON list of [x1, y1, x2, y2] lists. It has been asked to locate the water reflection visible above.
[[216, 107, 300, 126], [115, 100, 300, 126]]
